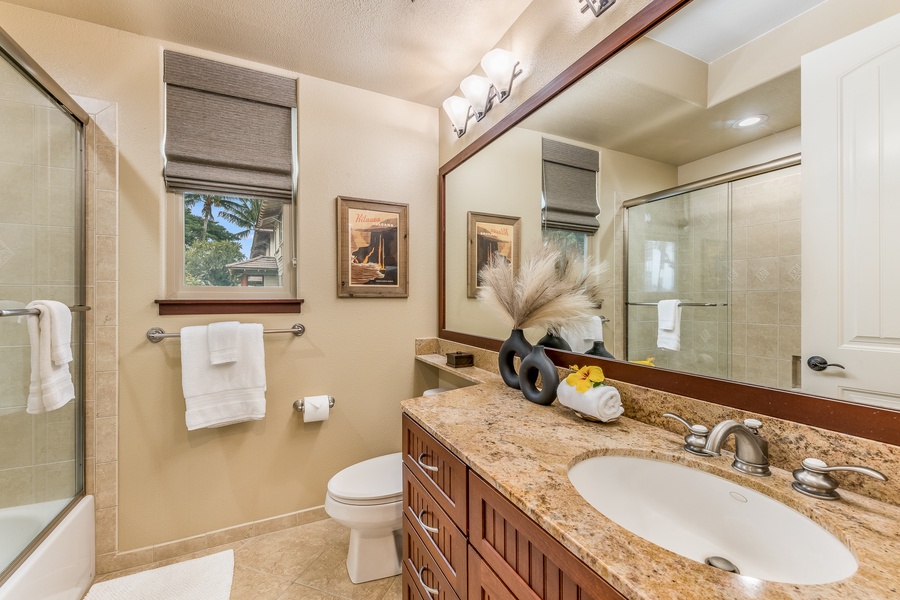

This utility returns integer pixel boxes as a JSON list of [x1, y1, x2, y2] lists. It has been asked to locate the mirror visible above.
[[442, 0, 900, 410]]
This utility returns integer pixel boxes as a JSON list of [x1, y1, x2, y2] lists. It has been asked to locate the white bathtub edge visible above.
[[0, 495, 95, 600]]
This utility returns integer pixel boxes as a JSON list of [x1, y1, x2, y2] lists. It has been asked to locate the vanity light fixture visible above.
[[443, 49, 522, 137], [442, 95, 474, 138], [732, 114, 768, 128], [580, 0, 616, 18]]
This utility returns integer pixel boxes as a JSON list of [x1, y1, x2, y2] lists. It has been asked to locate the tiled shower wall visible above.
[[729, 166, 801, 390], [0, 57, 80, 509], [626, 165, 801, 391], [73, 95, 120, 569]]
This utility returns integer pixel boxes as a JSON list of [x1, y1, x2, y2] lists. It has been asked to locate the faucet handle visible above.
[[663, 413, 710, 456], [743, 418, 762, 432], [792, 457, 888, 500]]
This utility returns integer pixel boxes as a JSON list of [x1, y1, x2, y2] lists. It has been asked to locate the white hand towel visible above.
[[24, 300, 75, 414], [657, 299, 682, 351], [208, 321, 241, 365], [557, 382, 624, 422], [181, 323, 266, 431]]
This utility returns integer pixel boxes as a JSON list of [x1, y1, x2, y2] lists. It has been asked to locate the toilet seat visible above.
[[327, 452, 402, 506]]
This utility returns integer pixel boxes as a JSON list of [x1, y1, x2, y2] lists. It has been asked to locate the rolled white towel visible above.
[[556, 381, 623, 422]]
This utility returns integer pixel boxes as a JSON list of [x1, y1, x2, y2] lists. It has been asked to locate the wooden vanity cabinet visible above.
[[402, 414, 627, 600]]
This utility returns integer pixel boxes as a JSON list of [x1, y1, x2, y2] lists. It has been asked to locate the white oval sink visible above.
[[568, 456, 857, 585]]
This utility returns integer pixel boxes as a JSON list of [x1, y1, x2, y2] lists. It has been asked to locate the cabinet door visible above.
[[469, 473, 626, 600], [404, 465, 468, 596], [403, 414, 468, 532], [468, 546, 516, 600]]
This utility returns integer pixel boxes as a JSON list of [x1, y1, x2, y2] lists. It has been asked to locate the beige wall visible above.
[[0, 0, 438, 555]]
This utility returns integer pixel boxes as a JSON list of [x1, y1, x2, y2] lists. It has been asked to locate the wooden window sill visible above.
[[155, 299, 304, 316]]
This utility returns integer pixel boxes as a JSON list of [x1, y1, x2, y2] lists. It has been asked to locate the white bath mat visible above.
[[84, 549, 233, 600]]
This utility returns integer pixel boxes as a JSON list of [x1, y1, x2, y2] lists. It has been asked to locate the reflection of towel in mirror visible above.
[[24, 300, 75, 414], [657, 299, 682, 351], [181, 324, 266, 430], [559, 316, 606, 354]]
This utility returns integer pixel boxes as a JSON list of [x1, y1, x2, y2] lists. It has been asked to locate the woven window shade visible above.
[[164, 51, 297, 202], [542, 139, 600, 234]]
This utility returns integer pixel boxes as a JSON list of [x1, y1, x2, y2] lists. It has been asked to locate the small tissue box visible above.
[[446, 352, 474, 368]]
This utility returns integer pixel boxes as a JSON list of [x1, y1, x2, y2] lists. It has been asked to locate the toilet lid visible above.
[[327, 452, 402, 504]]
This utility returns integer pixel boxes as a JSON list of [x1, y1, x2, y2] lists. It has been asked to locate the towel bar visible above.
[[147, 323, 305, 343], [0, 305, 92, 318], [626, 302, 725, 307], [292, 396, 336, 413]]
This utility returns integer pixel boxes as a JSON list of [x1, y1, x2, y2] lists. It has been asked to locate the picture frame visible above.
[[467, 211, 521, 298], [337, 196, 409, 298]]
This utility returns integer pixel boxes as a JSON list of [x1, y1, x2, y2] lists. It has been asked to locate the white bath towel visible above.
[[23, 300, 75, 414], [657, 299, 682, 351], [559, 316, 607, 354], [181, 323, 266, 430], [557, 382, 624, 422], [207, 321, 240, 365]]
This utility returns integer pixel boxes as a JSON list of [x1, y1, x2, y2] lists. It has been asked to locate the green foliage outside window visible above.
[[184, 240, 244, 286]]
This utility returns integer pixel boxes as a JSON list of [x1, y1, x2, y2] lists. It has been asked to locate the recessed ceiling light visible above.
[[733, 115, 768, 129]]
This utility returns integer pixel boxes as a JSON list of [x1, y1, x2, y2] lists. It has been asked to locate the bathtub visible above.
[[0, 495, 94, 600]]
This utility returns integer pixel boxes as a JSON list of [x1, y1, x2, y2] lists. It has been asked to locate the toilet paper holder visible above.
[[293, 396, 336, 413]]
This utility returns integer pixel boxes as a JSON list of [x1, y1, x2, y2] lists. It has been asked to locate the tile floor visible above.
[[88, 518, 402, 600]]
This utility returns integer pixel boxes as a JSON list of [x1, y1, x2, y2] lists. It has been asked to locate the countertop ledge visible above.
[[402, 381, 900, 600]]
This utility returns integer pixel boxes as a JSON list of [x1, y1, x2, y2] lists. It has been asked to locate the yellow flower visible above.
[[565, 365, 605, 393], [631, 357, 655, 366]]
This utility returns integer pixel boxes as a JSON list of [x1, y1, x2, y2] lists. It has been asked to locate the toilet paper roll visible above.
[[303, 395, 330, 423]]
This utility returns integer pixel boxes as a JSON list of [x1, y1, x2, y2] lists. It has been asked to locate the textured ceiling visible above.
[[1, 0, 535, 106]]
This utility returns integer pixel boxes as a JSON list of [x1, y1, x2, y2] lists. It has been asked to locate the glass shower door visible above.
[[0, 49, 84, 575], [625, 183, 731, 378]]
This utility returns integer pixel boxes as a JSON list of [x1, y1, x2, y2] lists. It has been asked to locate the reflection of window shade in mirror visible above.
[[541, 139, 600, 234]]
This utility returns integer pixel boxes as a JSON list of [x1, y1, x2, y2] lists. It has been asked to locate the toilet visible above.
[[324, 452, 403, 583]]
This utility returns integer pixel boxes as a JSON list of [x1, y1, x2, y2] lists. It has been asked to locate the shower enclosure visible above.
[[625, 156, 801, 391], [0, 25, 90, 589]]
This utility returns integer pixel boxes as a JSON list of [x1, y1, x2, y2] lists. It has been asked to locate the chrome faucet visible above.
[[703, 418, 770, 476]]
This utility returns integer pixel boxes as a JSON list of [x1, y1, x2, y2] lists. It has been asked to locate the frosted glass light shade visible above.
[[442, 96, 472, 137], [460, 75, 493, 120], [481, 49, 519, 101]]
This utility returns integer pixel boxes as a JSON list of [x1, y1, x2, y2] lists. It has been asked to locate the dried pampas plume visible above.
[[477, 243, 608, 332]]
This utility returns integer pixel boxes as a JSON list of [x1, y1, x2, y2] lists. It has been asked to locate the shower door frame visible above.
[[0, 24, 90, 588], [622, 153, 802, 365]]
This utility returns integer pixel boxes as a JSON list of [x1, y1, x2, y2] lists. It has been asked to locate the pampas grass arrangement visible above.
[[477, 243, 608, 333]]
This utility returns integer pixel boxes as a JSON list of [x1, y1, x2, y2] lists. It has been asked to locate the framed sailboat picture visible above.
[[337, 196, 409, 298], [467, 211, 520, 298]]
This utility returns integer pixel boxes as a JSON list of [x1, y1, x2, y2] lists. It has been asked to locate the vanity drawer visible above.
[[403, 514, 461, 600], [403, 414, 468, 532], [469, 472, 626, 600], [403, 465, 468, 597], [402, 563, 429, 600]]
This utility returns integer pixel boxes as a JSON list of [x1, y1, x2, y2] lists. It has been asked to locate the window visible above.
[[160, 51, 300, 313]]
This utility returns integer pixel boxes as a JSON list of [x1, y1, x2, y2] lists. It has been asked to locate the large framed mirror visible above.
[[439, 0, 900, 443]]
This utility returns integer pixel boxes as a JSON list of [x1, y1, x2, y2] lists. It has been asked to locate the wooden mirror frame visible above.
[[437, 0, 900, 445]]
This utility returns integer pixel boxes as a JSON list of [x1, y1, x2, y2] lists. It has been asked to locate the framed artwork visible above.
[[337, 196, 409, 298], [467, 211, 521, 298]]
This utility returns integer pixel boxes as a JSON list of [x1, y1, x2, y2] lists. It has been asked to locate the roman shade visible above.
[[542, 138, 600, 234], [164, 51, 297, 202]]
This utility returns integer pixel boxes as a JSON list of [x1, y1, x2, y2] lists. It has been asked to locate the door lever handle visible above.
[[807, 356, 845, 372]]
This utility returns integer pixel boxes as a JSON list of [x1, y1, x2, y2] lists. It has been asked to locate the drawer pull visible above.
[[417, 453, 439, 472], [416, 565, 440, 597], [416, 509, 439, 535]]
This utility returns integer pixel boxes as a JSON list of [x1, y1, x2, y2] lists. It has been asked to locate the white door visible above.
[[802, 12, 900, 407]]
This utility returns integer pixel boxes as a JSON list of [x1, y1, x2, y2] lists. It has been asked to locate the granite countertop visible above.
[[401, 378, 900, 600]]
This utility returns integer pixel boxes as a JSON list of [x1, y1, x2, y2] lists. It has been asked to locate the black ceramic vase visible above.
[[519, 346, 560, 406], [537, 331, 572, 351], [585, 340, 615, 359], [498, 329, 533, 389]]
